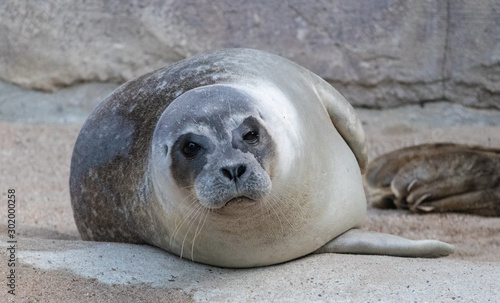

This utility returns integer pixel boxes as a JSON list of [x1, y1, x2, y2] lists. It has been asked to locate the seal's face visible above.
[[152, 85, 276, 209]]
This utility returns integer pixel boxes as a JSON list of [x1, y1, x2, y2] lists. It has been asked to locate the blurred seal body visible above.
[[70, 49, 452, 268]]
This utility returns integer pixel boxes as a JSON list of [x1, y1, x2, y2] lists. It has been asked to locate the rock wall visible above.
[[1, 0, 498, 108]]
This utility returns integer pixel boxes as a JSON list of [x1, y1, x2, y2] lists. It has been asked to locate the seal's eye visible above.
[[243, 131, 259, 144], [182, 142, 202, 158]]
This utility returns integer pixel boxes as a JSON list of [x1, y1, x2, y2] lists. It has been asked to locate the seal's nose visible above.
[[220, 164, 247, 181]]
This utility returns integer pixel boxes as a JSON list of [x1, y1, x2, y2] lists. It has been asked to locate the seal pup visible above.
[[365, 143, 500, 216], [70, 48, 453, 268]]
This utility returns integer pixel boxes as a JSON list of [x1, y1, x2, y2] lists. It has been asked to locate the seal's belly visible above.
[[161, 156, 366, 267]]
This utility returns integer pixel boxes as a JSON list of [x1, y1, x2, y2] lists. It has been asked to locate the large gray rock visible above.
[[0, 0, 498, 108], [445, 0, 500, 109]]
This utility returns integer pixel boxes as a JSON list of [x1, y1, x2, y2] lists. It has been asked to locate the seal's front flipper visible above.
[[314, 229, 454, 258], [311, 75, 368, 173]]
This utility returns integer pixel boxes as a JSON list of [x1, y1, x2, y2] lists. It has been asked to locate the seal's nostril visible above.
[[237, 165, 246, 178], [221, 168, 233, 180], [221, 164, 247, 181]]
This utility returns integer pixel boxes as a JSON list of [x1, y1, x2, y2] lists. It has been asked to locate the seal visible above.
[[365, 143, 500, 216], [70, 48, 453, 268]]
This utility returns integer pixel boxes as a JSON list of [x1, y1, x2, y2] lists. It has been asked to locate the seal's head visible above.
[[151, 84, 276, 210]]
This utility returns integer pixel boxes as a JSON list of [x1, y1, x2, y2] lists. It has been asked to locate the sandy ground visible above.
[[0, 82, 499, 302]]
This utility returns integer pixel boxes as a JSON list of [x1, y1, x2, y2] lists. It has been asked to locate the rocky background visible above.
[[1, 0, 499, 109]]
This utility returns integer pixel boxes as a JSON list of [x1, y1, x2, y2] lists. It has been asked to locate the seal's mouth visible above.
[[204, 196, 259, 214], [199, 194, 260, 210], [223, 196, 256, 207]]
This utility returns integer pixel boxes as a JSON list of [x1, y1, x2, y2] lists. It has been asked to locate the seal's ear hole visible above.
[[165, 145, 169, 156]]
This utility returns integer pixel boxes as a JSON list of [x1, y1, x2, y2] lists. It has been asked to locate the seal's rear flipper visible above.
[[314, 229, 454, 258], [365, 143, 500, 216]]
